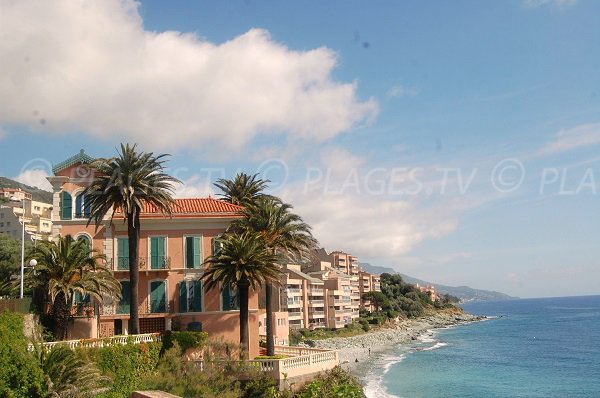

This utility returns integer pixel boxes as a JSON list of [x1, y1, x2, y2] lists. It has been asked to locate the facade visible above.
[[0, 188, 53, 241], [358, 271, 382, 311], [278, 264, 326, 330], [415, 283, 438, 302], [46, 150, 266, 357]]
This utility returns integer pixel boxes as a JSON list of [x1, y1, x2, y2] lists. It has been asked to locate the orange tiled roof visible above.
[[117, 198, 243, 218]]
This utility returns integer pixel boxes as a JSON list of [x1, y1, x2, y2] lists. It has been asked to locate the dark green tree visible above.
[[29, 235, 121, 340], [201, 231, 281, 360]]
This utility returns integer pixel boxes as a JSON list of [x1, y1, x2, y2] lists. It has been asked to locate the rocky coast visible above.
[[304, 312, 486, 374]]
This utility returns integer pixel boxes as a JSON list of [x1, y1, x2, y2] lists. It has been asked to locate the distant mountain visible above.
[[0, 177, 53, 204], [360, 262, 517, 302]]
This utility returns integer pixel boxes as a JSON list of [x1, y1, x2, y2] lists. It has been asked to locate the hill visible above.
[[360, 262, 517, 302], [0, 177, 53, 204]]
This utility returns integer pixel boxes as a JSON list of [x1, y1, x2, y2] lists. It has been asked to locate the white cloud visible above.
[[387, 85, 420, 98], [174, 175, 215, 198], [524, 0, 576, 8], [13, 169, 53, 191], [0, 0, 377, 153], [538, 123, 600, 155]]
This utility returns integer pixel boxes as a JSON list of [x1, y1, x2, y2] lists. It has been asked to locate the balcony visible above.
[[110, 256, 171, 271], [308, 311, 325, 317], [308, 299, 324, 306], [288, 311, 303, 320]]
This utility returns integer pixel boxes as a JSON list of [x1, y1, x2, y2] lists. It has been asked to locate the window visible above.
[[221, 282, 240, 311], [0, 222, 3, 227], [34, 206, 40, 211], [184, 236, 201, 269], [117, 238, 129, 270], [75, 193, 91, 218], [60, 191, 72, 220], [150, 237, 167, 269], [117, 281, 130, 314], [77, 235, 91, 249], [150, 280, 166, 313], [6, 222, 10, 227], [179, 279, 202, 312], [212, 236, 223, 255]]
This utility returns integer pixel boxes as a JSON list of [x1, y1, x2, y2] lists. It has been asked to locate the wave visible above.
[[363, 353, 406, 398], [421, 342, 448, 351]]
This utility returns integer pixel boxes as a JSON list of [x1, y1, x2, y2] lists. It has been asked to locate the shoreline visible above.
[[305, 312, 486, 377]]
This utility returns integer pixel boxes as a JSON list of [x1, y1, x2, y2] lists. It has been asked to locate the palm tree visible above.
[[83, 143, 180, 334], [29, 235, 121, 340], [214, 173, 273, 206], [36, 345, 110, 397], [231, 198, 317, 356], [201, 231, 281, 360]]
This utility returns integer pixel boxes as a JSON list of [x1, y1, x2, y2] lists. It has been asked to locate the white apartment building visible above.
[[0, 188, 53, 242]]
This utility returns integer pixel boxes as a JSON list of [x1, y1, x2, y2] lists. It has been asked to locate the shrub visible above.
[[295, 366, 365, 398], [0, 311, 45, 398], [162, 330, 208, 354], [85, 341, 162, 398], [361, 323, 370, 332]]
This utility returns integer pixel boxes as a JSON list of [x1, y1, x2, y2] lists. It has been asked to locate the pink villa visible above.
[[46, 150, 271, 358]]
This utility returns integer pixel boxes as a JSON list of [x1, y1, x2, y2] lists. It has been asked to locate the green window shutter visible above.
[[185, 237, 194, 269], [118, 281, 130, 314], [222, 283, 231, 311], [151, 237, 166, 269], [150, 281, 166, 313], [179, 282, 187, 313], [193, 237, 201, 268], [192, 280, 202, 312], [117, 238, 129, 270], [73, 291, 83, 304], [60, 191, 72, 220]]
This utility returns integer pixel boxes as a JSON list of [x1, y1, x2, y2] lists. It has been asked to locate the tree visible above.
[[83, 143, 180, 334], [201, 231, 281, 360], [361, 291, 389, 313], [29, 235, 121, 340], [231, 197, 317, 356], [0, 234, 31, 297], [36, 346, 110, 397], [214, 173, 272, 206]]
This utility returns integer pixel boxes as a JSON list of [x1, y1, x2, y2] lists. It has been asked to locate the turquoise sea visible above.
[[363, 295, 600, 397]]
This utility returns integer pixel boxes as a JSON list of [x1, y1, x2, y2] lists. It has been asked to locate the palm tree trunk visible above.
[[265, 283, 275, 356], [53, 292, 69, 340], [128, 211, 141, 334], [239, 282, 250, 360]]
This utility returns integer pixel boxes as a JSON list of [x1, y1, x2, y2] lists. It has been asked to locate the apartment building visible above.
[[415, 283, 438, 302], [358, 271, 382, 311], [45, 150, 267, 357], [314, 248, 360, 276], [278, 264, 326, 330], [0, 188, 52, 241]]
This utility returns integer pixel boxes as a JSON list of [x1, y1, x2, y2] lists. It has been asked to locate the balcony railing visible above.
[[308, 311, 325, 317], [29, 333, 162, 352], [109, 256, 171, 271], [308, 300, 324, 305]]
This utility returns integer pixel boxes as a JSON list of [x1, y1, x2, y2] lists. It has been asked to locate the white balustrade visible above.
[[28, 333, 162, 352]]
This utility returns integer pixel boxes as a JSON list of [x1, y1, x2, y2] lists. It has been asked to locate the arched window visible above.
[[77, 234, 91, 249]]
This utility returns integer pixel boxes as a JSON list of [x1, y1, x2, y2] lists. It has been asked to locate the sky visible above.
[[1, 0, 599, 298]]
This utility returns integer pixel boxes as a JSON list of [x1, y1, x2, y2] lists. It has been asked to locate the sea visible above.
[[362, 295, 600, 398]]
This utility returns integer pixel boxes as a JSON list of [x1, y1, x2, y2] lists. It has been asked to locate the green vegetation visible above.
[[162, 330, 209, 354], [295, 367, 366, 398], [0, 312, 45, 398], [29, 235, 121, 340], [84, 143, 181, 334], [217, 173, 317, 357], [202, 231, 281, 359], [0, 234, 33, 297], [85, 341, 162, 398]]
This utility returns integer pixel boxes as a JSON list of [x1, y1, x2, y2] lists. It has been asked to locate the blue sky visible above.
[[1, 0, 599, 298]]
